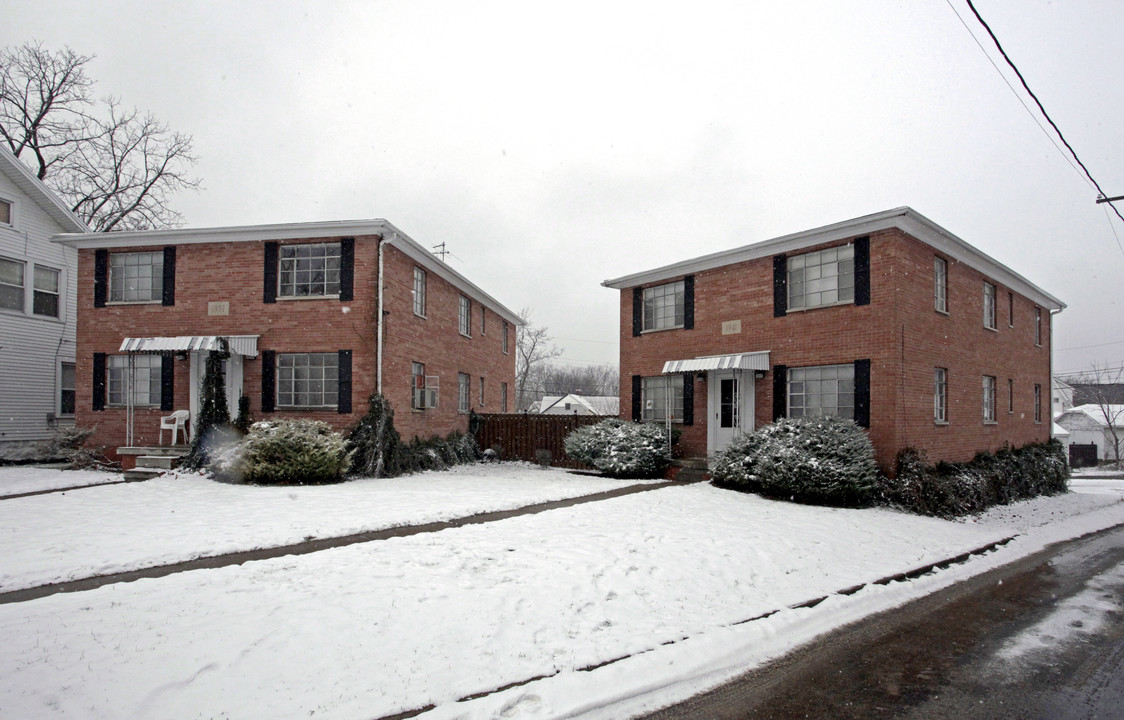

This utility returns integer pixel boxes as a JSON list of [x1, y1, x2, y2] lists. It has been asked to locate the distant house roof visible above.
[[1052, 422, 1070, 437], [538, 394, 619, 416], [51, 218, 521, 325], [601, 206, 1064, 312], [1056, 404, 1124, 429], [0, 148, 89, 233]]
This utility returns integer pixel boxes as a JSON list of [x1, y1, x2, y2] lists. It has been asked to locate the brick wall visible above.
[[617, 228, 1053, 471]]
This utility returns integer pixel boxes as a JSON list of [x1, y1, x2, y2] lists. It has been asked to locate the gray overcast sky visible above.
[[7, 0, 1123, 376]]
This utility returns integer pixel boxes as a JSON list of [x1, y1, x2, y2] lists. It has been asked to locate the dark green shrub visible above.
[[563, 418, 671, 478], [751, 417, 880, 507], [233, 395, 252, 435], [709, 430, 774, 492], [230, 419, 351, 485], [347, 394, 404, 478]]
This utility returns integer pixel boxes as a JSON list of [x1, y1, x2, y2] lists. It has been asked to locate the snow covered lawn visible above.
[[0, 466, 125, 496], [0, 463, 650, 591], [0, 467, 1122, 720]]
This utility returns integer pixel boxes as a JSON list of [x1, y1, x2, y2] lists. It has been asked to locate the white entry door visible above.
[[708, 370, 754, 455], [189, 352, 243, 431]]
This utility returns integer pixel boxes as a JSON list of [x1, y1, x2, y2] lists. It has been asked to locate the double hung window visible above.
[[33, 266, 60, 317], [413, 268, 426, 316], [0, 257, 24, 311], [458, 373, 471, 413], [60, 362, 76, 416], [0, 199, 11, 225], [788, 245, 854, 310], [110, 251, 163, 302], [107, 355, 161, 407], [640, 376, 684, 423], [642, 280, 685, 331], [982, 376, 997, 423], [983, 282, 997, 330], [788, 364, 855, 419], [277, 353, 338, 407], [934, 368, 948, 423], [934, 257, 948, 313], [279, 243, 341, 298], [459, 296, 472, 336], [502, 321, 510, 353]]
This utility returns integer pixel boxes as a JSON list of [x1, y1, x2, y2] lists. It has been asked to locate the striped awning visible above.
[[662, 351, 770, 374], [118, 335, 259, 358]]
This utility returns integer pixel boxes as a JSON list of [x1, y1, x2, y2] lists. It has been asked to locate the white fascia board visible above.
[[0, 148, 89, 233], [602, 206, 1064, 311]]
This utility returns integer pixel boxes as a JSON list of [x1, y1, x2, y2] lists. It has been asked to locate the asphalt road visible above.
[[643, 523, 1124, 719]]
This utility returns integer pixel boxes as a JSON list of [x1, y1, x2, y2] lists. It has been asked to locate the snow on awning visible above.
[[119, 335, 259, 358], [662, 351, 770, 374]]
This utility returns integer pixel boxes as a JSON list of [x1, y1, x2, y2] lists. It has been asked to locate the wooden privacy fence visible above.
[[475, 413, 604, 469]]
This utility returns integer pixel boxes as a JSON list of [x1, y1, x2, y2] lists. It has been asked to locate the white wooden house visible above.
[[0, 149, 89, 459], [1054, 404, 1124, 462]]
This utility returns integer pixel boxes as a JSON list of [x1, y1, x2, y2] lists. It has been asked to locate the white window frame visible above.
[[641, 376, 684, 423], [107, 355, 162, 407], [411, 362, 439, 409], [787, 245, 855, 311], [983, 282, 997, 330], [459, 296, 472, 337], [788, 364, 856, 420], [457, 372, 471, 413], [0, 256, 25, 312], [33, 264, 61, 318], [412, 267, 426, 317], [0, 197, 13, 226], [934, 367, 948, 424], [642, 280, 685, 331], [59, 361, 76, 417], [276, 352, 338, 408], [983, 375, 997, 423], [278, 242, 341, 299], [109, 251, 164, 303], [934, 256, 948, 314], [502, 321, 510, 354]]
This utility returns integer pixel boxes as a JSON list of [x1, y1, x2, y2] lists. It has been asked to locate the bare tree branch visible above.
[[515, 307, 564, 411]]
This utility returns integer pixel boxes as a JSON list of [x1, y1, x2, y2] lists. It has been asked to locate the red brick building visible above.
[[55, 220, 519, 464], [602, 208, 1065, 471]]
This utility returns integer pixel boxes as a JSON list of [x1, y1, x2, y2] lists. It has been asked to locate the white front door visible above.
[[189, 352, 243, 431], [708, 370, 754, 455]]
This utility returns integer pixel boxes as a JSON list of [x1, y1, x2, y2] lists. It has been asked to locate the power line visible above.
[[961, 0, 1124, 243]]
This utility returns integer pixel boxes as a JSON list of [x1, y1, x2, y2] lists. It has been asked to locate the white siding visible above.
[[0, 170, 78, 454]]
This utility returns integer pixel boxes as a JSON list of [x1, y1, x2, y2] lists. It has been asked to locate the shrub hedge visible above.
[[563, 418, 672, 478], [229, 419, 352, 485]]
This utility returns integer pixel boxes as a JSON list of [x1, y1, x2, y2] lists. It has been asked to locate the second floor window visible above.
[[279, 243, 341, 298], [413, 267, 426, 316], [110, 251, 163, 302], [0, 257, 24, 311], [983, 282, 997, 330], [788, 245, 855, 311], [0, 198, 11, 225], [33, 265, 60, 318], [1035, 307, 1042, 346], [459, 296, 472, 336], [502, 321, 510, 353], [642, 280, 685, 331], [934, 256, 947, 313]]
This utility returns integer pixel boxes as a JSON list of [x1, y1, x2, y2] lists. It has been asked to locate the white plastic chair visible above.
[[160, 410, 191, 445]]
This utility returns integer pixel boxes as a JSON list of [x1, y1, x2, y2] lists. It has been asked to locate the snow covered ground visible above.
[[0, 466, 124, 496], [0, 466, 1122, 720]]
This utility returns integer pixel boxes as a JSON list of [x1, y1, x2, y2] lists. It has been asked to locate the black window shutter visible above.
[[773, 255, 787, 317], [337, 349, 352, 414], [632, 288, 643, 337], [261, 350, 276, 412], [160, 354, 175, 411], [92, 353, 107, 411], [772, 364, 787, 420], [161, 246, 176, 306], [631, 375, 642, 421], [263, 242, 278, 303], [339, 238, 354, 301], [854, 359, 871, 428], [681, 374, 694, 425], [94, 249, 108, 308], [854, 236, 870, 306], [683, 276, 694, 330]]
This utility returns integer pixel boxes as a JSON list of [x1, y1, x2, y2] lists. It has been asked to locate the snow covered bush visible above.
[[229, 419, 351, 485], [711, 417, 880, 507], [563, 418, 671, 478]]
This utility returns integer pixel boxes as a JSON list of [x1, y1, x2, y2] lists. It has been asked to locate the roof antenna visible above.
[[432, 242, 449, 261]]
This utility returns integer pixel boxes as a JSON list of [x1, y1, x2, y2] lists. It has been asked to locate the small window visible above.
[[413, 267, 426, 316], [934, 257, 948, 313], [1008, 292, 1014, 327], [0, 257, 24, 311], [60, 362, 76, 416], [107, 355, 162, 407], [481, 306, 487, 335], [983, 376, 997, 423], [1007, 379, 1014, 414], [1035, 307, 1042, 346], [278, 243, 341, 298], [788, 245, 855, 311], [459, 296, 472, 337], [110, 251, 164, 303], [410, 362, 440, 409], [642, 280, 685, 331], [33, 265, 60, 318], [0, 198, 11, 225], [641, 376, 684, 423], [934, 368, 948, 423], [501, 382, 508, 412], [502, 321, 510, 354], [458, 372, 471, 413], [277, 353, 338, 407], [479, 376, 485, 407], [983, 282, 997, 330], [788, 364, 855, 419], [1034, 384, 1042, 423]]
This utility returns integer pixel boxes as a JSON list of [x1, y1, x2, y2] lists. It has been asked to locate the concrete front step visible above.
[[136, 455, 178, 470], [123, 468, 165, 481]]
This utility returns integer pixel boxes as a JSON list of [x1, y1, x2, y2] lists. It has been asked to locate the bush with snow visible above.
[[710, 416, 880, 507], [228, 419, 351, 485], [563, 418, 671, 478]]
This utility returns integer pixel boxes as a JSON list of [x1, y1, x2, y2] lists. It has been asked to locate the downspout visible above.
[[377, 232, 397, 395]]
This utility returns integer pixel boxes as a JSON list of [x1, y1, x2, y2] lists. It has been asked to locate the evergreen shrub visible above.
[[230, 419, 351, 485], [710, 416, 880, 507], [563, 418, 671, 478]]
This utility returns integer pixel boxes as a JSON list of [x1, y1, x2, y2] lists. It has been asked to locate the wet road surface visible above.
[[643, 524, 1124, 719]]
